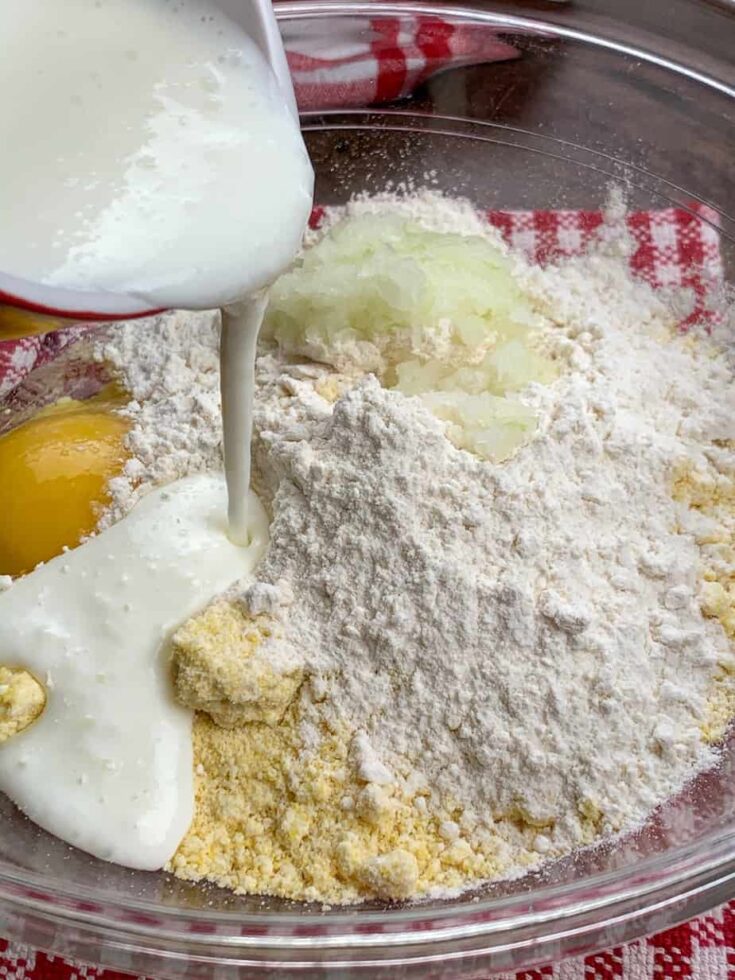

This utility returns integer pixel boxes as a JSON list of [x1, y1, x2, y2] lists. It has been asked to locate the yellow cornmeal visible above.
[[673, 458, 735, 742], [172, 601, 302, 728], [0, 667, 45, 743], [168, 694, 540, 903], [168, 605, 601, 903]]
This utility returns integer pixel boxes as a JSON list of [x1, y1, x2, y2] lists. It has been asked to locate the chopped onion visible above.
[[264, 214, 555, 461]]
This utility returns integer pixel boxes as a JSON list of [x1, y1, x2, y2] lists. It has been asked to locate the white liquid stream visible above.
[[221, 295, 270, 545], [0, 0, 313, 868]]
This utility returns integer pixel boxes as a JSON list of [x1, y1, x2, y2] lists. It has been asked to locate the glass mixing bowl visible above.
[[0, 2, 733, 976]]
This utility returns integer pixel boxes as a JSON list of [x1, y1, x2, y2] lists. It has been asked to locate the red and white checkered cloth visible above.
[[2, 909, 735, 980], [287, 15, 519, 109], [0, 13, 732, 980]]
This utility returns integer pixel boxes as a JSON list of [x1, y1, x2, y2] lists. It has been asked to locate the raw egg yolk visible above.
[[0, 395, 129, 577]]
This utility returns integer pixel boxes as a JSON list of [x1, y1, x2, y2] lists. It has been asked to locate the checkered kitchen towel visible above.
[[288, 15, 519, 109], [0, 13, 731, 980], [2, 911, 735, 980]]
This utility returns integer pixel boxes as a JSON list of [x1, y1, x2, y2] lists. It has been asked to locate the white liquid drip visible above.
[[220, 291, 268, 546], [220, 294, 269, 546]]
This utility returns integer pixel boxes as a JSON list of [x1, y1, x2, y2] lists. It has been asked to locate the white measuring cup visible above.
[[0, 0, 296, 340]]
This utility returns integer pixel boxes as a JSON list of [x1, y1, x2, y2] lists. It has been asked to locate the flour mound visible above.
[[243, 358, 733, 843]]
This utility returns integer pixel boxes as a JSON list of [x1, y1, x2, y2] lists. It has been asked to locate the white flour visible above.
[[97, 192, 735, 856], [245, 360, 733, 842], [96, 309, 222, 526]]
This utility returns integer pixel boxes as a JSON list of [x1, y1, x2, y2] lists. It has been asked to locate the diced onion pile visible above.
[[264, 214, 555, 460]]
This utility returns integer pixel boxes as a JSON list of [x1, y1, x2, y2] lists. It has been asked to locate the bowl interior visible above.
[[0, 3, 734, 973]]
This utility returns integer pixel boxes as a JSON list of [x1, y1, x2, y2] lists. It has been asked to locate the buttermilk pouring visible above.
[[0, 0, 313, 867]]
